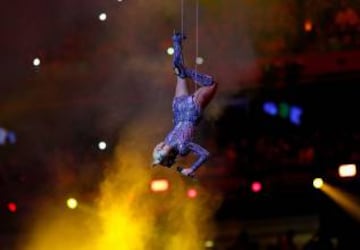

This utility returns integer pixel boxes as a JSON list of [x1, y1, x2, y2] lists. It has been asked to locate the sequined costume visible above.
[[151, 31, 215, 176], [164, 95, 210, 172]]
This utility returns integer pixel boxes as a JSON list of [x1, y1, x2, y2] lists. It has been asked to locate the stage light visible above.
[[338, 164, 357, 178], [66, 198, 78, 209], [187, 188, 197, 198], [0, 129, 17, 145], [304, 19, 313, 32], [289, 106, 303, 126], [196, 56, 204, 65], [6, 131, 16, 144], [279, 102, 290, 119], [150, 179, 169, 192], [313, 178, 323, 189], [263, 102, 277, 116], [251, 181, 262, 193], [167, 47, 174, 55], [98, 141, 107, 150], [263, 101, 303, 125], [99, 13, 107, 21], [33, 57, 41, 66], [0, 128, 6, 145], [205, 240, 214, 248], [7, 202, 17, 213], [321, 182, 360, 221]]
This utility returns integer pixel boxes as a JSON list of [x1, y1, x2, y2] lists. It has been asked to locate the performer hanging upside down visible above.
[[152, 32, 218, 178]]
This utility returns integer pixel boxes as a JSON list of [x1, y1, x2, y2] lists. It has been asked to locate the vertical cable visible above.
[[180, 0, 186, 68], [195, 0, 199, 68], [181, 0, 184, 35], [194, 0, 199, 90]]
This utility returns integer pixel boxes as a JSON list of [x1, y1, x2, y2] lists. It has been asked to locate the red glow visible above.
[[7, 202, 17, 213], [187, 188, 197, 198], [251, 181, 262, 193], [304, 20, 313, 32]]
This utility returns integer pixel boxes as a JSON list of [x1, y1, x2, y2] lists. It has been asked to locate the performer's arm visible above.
[[187, 142, 210, 172]]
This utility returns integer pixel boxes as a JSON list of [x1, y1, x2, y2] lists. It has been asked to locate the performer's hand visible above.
[[177, 167, 195, 178]]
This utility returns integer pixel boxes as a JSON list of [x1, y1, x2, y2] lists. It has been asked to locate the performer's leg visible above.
[[172, 31, 214, 87], [172, 32, 187, 78], [172, 32, 190, 97], [193, 82, 218, 109], [175, 76, 190, 97], [185, 69, 214, 87], [172, 31, 215, 101]]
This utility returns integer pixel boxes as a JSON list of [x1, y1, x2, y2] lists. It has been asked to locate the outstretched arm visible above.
[[187, 142, 210, 172]]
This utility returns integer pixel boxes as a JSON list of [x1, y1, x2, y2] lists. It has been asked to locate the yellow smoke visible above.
[[21, 118, 221, 250]]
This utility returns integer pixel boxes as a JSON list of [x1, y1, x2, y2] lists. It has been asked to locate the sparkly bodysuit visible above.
[[164, 95, 210, 172]]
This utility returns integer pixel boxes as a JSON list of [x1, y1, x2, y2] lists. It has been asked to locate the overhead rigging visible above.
[[179, 0, 201, 90]]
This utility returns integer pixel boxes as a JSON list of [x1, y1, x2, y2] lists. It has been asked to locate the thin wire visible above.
[[194, 0, 199, 90], [195, 0, 199, 67], [181, 0, 184, 35], [180, 0, 186, 68], [180, 0, 200, 91]]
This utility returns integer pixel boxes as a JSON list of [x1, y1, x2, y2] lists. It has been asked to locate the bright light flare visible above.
[[99, 13, 107, 21], [66, 198, 78, 209], [196, 56, 204, 65], [313, 178, 324, 189], [304, 19, 313, 32], [187, 188, 198, 198], [263, 101, 278, 116], [251, 181, 262, 193], [150, 179, 169, 192], [33, 57, 41, 66], [98, 141, 107, 150], [7, 202, 17, 213], [205, 240, 214, 248], [338, 164, 357, 178], [167, 47, 174, 55]]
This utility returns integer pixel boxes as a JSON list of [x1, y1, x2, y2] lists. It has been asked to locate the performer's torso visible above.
[[172, 95, 201, 124], [164, 95, 202, 155]]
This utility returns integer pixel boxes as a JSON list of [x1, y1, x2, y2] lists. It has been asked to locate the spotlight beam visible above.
[[320, 182, 360, 222]]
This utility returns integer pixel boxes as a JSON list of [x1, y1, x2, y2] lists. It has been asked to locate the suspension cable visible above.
[[194, 0, 199, 90], [181, 0, 184, 35], [180, 0, 200, 91], [180, 0, 186, 69], [195, 0, 199, 68]]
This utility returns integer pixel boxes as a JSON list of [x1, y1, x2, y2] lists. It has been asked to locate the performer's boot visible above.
[[172, 31, 214, 87], [185, 68, 214, 87], [172, 32, 187, 78]]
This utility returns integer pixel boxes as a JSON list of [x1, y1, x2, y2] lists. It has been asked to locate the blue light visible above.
[[7, 131, 17, 144], [0, 128, 6, 145], [263, 102, 278, 116], [289, 106, 303, 125], [0, 128, 17, 145]]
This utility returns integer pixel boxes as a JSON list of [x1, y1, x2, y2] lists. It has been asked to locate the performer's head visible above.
[[152, 142, 176, 167]]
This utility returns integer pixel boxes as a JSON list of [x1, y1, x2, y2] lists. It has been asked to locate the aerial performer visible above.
[[152, 32, 218, 178]]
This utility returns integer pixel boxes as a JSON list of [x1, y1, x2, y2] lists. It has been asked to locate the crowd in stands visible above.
[[305, 0, 360, 51]]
